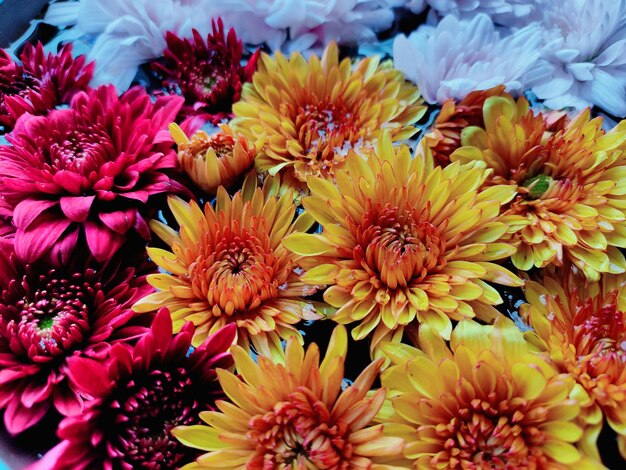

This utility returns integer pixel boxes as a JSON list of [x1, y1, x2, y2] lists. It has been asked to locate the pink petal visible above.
[[200, 323, 237, 355], [12, 199, 57, 229], [14, 215, 72, 262], [66, 356, 112, 398], [98, 208, 136, 234], [4, 396, 49, 435], [26, 440, 73, 470], [53, 383, 84, 416], [60, 195, 95, 222], [84, 220, 125, 262], [53, 170, 88, 194], [49, 226, 80, 266], [20, 376, 53, 408]]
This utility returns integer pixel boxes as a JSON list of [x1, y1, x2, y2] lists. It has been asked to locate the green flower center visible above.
[[522, 174, 553, 199]]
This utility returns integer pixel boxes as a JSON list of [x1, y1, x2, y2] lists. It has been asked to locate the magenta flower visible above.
[[0, 240, 154, 434], [0, 42, 93, 132], [153, 19, 259, 125], [30, 308, 236, 470], [0, 85, 184, 263]]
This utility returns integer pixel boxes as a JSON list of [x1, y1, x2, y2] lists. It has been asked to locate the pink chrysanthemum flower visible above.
[[30, 308, 236, 470], [0, 85, 184, 263], [153, 19, 259, 125], [0, 42, 93, 132], [0, 240, 154, 435]]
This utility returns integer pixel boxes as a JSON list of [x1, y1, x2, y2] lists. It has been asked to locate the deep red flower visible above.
[[30, 308, 236, 470], [0, 240, 154, 435], [153, 19, 259, 125], [0, 42, 93, 132], [0, 85, 184, 263]]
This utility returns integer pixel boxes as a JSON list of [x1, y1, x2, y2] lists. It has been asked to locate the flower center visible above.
[[247, 387, 352, 469], [48, 124, 114, 175], [353, 203, 446, 289], [571, 294, 626, 381], [294, 101, 360, 179], [187, 132, 235, 161], [1, 270, 94, 360], [521, 174, 554, 199], [434, 398, 549, 467], [192, 221, 289, 316], [111, 368, 200, 469]]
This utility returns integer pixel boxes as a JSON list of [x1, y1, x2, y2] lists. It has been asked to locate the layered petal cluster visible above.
[[522, 272, 626, 460], [0, 43, 93, 132], [451, 94, 626, 280], [133, 183, 320, 360], [231, 42, 425, 189], [424, 85, 507, 166], [173, 325, 403, 469], [378, 317, 601, 469], [528, 0, 626, 117], [284, 134, 522, 353], [31, 308, 236, 470], [0, 241, 153, 435], [153, 20, 260, 125], [170, 123, 260, 196], [0, 85, 184, 263], [393, 14, 541, 104]]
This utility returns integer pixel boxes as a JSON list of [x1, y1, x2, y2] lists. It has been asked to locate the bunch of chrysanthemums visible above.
[[0, 0, 625, 468]]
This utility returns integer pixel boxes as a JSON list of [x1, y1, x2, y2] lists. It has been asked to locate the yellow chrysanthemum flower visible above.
[[451, 94, 626, 281], [522, 272, 626, 461], [172, 325, 405, 469], [133, 181, 322, 360], [377, 316, 602, 469], [283, 134, 523, 353], [231, 41, 425, 189], [170, 122, 260, 195]]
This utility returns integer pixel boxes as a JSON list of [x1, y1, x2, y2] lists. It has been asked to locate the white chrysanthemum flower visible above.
[[206, 0, 403, 54], [45, 0, 400, 91], [423, 0, 540, 26], [527, 0, 626, 117], [393, 13, 541, 104]]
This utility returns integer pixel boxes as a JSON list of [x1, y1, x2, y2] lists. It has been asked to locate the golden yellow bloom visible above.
[[378, 316, 602, 469], [522, 272, 626, 461], [451, 94, 626, 281], [283, 133, 523, 353], [133, 182, 321, 360], [231, 42, 425, 188], [170, 122, 260, 195], [172, 325, 404, 469]]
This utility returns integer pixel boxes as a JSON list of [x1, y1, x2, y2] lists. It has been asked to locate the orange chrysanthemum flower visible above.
[[522, 272, 626, 461], [231, 42, 425, 189], [451, 94, 626, 281], [283, 134, 523, 353], [425, 85, 506, 166], [378, 317, 602, 469], [172, 325, 404, 469], [133, 182, 321, 360], [171, 122, 260, 195]]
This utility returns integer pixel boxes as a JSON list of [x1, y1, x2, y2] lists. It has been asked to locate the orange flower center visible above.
[[352, 203, 446, 289], [292, 100, 359, 179], [184, 132, 235, 160], [191, 220, 290, 316], [567, 293, 626, 385], [432, 397, 550, 468], [246, 387, 353, 470]]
